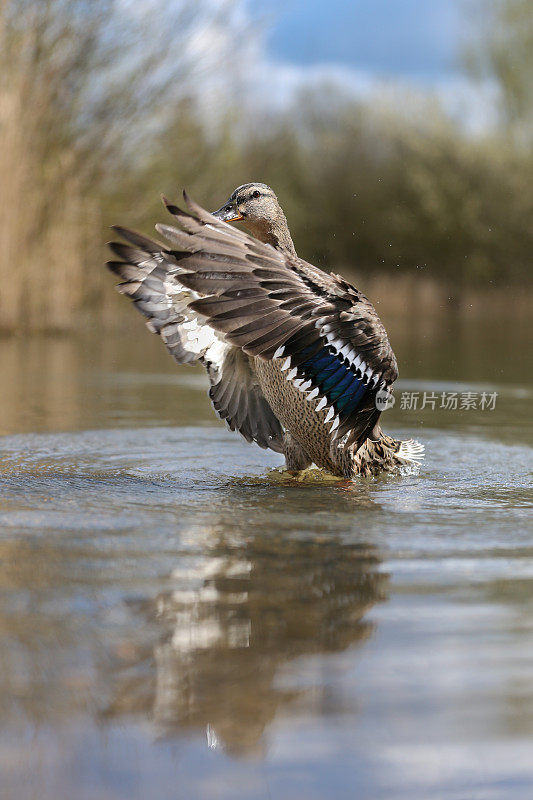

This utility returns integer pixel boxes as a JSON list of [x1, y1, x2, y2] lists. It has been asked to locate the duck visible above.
[[107, 183, 424, 478]]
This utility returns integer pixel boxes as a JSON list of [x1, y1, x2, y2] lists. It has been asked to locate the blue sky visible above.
[[250, 0, 465, 84], [238, 0, 497, 131]]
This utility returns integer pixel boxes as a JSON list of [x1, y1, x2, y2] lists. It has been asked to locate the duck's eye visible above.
[[251, 190, 261, 199], [225, 205, 232, 212]]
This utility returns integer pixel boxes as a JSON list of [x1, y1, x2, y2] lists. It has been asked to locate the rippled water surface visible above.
[[0, 316, 532, 800]]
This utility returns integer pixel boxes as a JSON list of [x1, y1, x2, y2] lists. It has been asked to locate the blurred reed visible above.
[[0, 0, 531, 333], [0, 0, 103, 331], [0, 0, 246, 332]]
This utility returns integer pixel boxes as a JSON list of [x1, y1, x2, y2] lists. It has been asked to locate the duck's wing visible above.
[[108, 193, 398, 449], [206, 345, 285, 452], [159, 193, 397, 448], [107, 227, 284, 453]]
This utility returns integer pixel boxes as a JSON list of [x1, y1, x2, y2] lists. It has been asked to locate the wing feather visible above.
[[106, 226, 284, 453], [108, 192, 398, 449]]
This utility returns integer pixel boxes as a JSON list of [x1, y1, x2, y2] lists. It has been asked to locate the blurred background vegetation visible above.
[[0, 0, 531, 333]]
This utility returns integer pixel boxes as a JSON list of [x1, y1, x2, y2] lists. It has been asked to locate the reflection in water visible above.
[[0, 329, 213, 436], [102, 531, 387, 755], [1, 311, 528, 437], [0, 450, 387, 760], [0, 318, 532, 796]]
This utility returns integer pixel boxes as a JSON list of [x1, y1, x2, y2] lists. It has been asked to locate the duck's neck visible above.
[[247, 210, 297, 258], [266, 223, 297, 257]]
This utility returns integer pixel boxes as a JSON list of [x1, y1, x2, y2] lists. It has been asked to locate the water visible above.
[[0, 315, 532, 800]]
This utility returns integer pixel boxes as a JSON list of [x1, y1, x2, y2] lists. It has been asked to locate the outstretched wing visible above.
[[206, 346, 284, 452], [152, 193, 397, 447], [107, 227, 284, 452]]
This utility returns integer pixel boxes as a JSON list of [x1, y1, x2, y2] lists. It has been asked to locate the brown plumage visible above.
[[107, 183, 423, 477]]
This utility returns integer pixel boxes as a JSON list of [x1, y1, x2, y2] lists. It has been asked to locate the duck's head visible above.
[[212, 182, 277, 226], [211, 182, 296, 256]]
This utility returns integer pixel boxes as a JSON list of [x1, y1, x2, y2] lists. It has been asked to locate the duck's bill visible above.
[[211, 205, 244, 223]]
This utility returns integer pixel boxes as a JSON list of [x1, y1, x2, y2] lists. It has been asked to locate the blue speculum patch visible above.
[[298, 346, 367, 416]]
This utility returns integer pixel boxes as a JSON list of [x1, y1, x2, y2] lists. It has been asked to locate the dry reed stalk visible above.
[[0, 77, 100, 331]]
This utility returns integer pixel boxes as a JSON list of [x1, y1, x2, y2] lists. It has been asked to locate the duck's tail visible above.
[[350, 428, 424, 477], [395, 438, 425, 466]]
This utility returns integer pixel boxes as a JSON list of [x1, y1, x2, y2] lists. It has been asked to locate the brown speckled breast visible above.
[[252, 356, 337, 473]]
